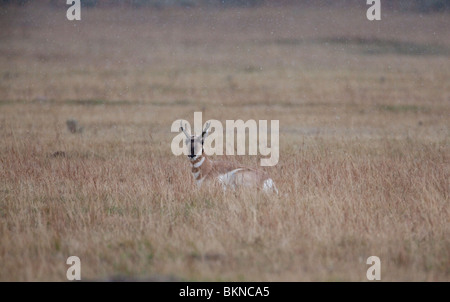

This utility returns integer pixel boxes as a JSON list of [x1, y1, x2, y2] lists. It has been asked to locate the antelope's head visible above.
[[180, 121, 210, 161]]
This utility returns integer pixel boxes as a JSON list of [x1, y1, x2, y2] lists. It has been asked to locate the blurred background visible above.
[[2, 0, 450, 11]]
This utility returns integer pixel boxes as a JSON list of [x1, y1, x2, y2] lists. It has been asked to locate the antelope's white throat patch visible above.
[[192, 157, 205, 168]]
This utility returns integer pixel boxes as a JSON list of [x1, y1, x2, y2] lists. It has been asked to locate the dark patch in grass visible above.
[[150, 99, 201, 106], [0, 99, 204, 107], [0, 204, 5, 218], [51, 151, 66, 158], [272, 37, 449, 57], [274, 38, 306, 46], [0, 99, 132, 106], [377, 104, 429, 113], [318, 37, 450, 57], [3, 71, 19, 80], [188, 252, 225, 262], [107, 206, 124, 216], [237, 100, 353, 108], [65, 99, 132, 106], [243, 65, 263, 73], [47, 151, 106, 161], [0, 100, 26, 106], [66, 119, 83, 133]]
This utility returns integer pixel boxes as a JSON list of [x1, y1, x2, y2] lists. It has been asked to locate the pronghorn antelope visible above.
[[180, 121, 278, 193]]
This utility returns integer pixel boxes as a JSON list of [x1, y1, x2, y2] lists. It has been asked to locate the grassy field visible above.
[[0, 3, 449, 281]]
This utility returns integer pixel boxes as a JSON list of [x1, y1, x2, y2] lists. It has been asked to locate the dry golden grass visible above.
[[0, 3, 449, 281]]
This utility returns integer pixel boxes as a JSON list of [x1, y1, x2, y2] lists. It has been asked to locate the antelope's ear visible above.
[[202, 121, 211, 138], [180, 120, 190, 139]]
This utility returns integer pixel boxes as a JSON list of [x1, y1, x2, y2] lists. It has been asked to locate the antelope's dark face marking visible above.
[[185, 135, 204, 161], [180, 121, 210, 161]]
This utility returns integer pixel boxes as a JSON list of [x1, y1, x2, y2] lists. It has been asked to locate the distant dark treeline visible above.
[[0, 0, 265, 7], [1, 0, 449, 12]]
